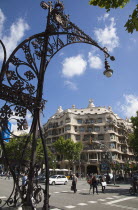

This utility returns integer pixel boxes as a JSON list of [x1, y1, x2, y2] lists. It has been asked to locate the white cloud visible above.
[[98, 13, 109, 21], [88, 52, 102, 69], [64, 80, 78, 90], [62, 55, 87, 78], [119, 94, 138, 118], [129, 37, 136, 43], [0, 9, 5, 37], [0, 9, 29, 60], [94, 16, 119, 52]]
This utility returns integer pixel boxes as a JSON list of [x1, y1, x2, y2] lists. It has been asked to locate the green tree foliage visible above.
[[129, 111, 138, 155], [5, 135, 56, 168], [5, 135, 31, 163], [36, 138, 56, 168], [53, 136, 83, 163], [89, 0, 138, 33]]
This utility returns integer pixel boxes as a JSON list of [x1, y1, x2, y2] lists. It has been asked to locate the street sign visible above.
[[1, 121, 11, 142], [101, 161, 110, 171]]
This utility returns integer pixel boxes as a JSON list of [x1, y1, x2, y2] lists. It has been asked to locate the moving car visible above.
[[49, 175, 68, 185]]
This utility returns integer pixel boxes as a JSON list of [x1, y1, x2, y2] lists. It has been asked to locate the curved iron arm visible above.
[[0, 1, 115, 209], [0, 40, 7, 84]]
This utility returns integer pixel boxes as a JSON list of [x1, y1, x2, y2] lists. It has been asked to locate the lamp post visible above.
[[94, 141, 116, 185], [0, 1, 115, 209]]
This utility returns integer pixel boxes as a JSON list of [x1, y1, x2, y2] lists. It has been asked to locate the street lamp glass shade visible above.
[[103, 69, 113, 77]]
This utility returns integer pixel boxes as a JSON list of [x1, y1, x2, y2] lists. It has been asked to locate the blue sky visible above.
[[0, 0, 138, 131]]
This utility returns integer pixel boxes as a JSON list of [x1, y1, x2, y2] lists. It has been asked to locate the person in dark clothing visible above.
[[72, 174, 78, 193], [88, 175, 93, 194], [132, 176, 138, 194], [91, 175, 98, 195], [106, 173, 110, 184]]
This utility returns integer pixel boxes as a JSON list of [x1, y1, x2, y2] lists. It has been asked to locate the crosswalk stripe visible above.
[[64, 205, 76, 209], [88, 201, 97, 203], [109, 204, 138, 210], [105, 197, 136, 205], [77, 203, 87, 206]]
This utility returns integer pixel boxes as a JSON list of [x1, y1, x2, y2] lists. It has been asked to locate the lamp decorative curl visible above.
[[0, 1, 115, 209]]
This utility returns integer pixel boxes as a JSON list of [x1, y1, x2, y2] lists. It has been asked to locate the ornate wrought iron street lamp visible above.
[[0, 1, 115, 209]]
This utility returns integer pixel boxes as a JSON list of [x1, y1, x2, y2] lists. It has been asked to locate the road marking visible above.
[[61, 191, 68, 193], [112, 195, 122, 198], [64, 205, 76, 209], [88, 201, 97, 203], [54, 192, 60, 194], [109, 204, 138, 210], [77, 203, 87, 206], [105, 197, 136, 205], [98, 199, 106, 201], [106, 197, 114, 199], [0, 196, 7, 199], [50, 209, 61, 210]]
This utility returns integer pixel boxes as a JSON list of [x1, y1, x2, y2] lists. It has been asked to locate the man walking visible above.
[[72, 174, 78, 193]]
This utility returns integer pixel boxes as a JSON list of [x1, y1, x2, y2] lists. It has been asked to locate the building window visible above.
[[77, 119, 83, 124], [79, 126, 85, 132], [110, 134, 115, 139], [65, 118, 70, 123], [89, 153, 97, 159], [90, 118, 95, 123], [109, 126, 113, 130], [94, 126, 100, 132], [107, 118, 112, 122], [87, 127, 93, 132], [48, 130, 52, 135], [65, 134, 71, 139], [60, 121, 63, 125], [84, 134, 91, 141], [48, 123, 53, 128], [98, 134, 104, 140], [65, 125, 71, 131], [110, 143, 116, 149], [97, 118, 102, 123], [75, 135, 80, 141]]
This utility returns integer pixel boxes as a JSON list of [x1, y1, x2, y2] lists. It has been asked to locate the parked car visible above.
[[115, 175, 124, 181], [49, 175, 68, 185], [33, 174, 46, 183], [104, 173, 113, 179]]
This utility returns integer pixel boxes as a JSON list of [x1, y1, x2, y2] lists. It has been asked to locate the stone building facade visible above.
[[43, 100, 136, 176]]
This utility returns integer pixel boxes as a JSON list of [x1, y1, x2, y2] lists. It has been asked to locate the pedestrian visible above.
[[22, 172, 28, 186], [106, 173, 110, 184], [132, 176, 138, 194], [71, 174, 78, 193], [22, 172, 28, 193], [91, 175, 99, 195], [5, 171, 10, 180], [88, 175, 93, 194], [100, 176, 106, 193]]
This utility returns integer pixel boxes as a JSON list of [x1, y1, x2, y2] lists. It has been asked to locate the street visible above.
[[0, 178, 138, 210]]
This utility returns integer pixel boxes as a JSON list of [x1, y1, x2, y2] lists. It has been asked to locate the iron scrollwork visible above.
[[0, 1, 115, 209]]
